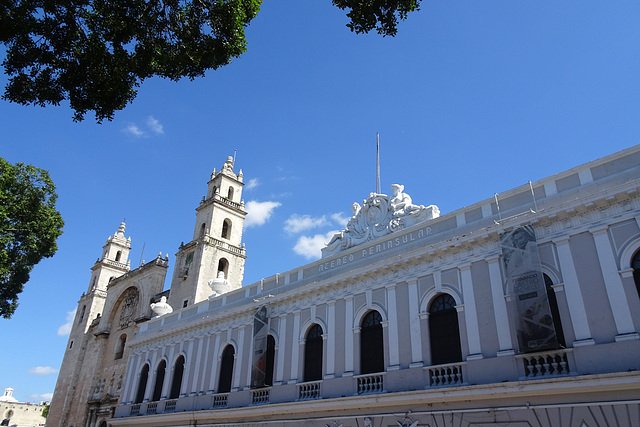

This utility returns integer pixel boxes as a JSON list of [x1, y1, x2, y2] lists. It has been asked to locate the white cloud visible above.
[[124, 123, 145, 138], [284, 214, 329, 234], [30, 392, 54, 402], [146, 116, 164, 134], [330, 212, 350, 228], [28, 366, 58, 376], [293, 231, 338, 260], [245, 178, 260, 190], [245, 200, 281, 228], [57, 308, 76, 336]]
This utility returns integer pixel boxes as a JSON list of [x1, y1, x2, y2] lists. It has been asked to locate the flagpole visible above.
[[376, 133, 381, 194]]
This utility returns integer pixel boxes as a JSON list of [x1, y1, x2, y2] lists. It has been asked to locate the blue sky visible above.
[[1, 1, 640, 403]]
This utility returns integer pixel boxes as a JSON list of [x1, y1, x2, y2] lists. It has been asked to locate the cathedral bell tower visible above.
[[168, 156, 247, 308]]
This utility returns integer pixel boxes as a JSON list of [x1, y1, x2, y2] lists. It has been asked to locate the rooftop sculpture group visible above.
[[323, 184, 440, 257]]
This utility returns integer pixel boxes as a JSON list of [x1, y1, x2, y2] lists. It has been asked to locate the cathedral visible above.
[[47, 148, 640, 427]]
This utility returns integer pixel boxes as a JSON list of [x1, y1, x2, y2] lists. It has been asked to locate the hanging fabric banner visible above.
[[501, 225, 559, 353], [250, 305, 269, 389]]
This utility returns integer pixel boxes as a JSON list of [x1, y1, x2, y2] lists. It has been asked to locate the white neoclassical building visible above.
[[50, 148, 640, 427]]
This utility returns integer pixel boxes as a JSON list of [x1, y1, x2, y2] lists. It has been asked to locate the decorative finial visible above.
[[118, 221, 126, 235]]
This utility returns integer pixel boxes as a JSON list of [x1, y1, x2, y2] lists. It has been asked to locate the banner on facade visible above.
[[250, 305, 269, 389], [501, 225, 558, 353]]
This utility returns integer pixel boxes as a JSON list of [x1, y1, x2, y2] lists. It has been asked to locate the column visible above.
[[275, 314, 287, 384], [232, 327, 244, 390], [553, 236, 593, 344], [344, 296, 354, 375], [245, 331, 254, 389], [289, 311, 301, 383], [161, 345, 176, 399], [326, 302, 336, 378], [208, 333, 221, 392], [386, 284, 400, 370], [198, 335, 211, 393], [123, 353, 140, 403], [407, 279, 423, 367], [144, 351, 157, 402], [189, 338, 203, 394], [487, 255, 514, 354], [460, 264, 483, 359], [590, 226, 638, 340]]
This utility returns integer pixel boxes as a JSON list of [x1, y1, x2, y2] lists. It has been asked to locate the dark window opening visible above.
[[79, 305, 86, 324], [544, 274, 566, 348], [115, 251, 122, 262], [428, 294, 462, 366], [169, 355, 185, 399], [200, 223, 206, 238], [227, 187, 234, 201], [304, 324, 323, 382], [152, 360, 166, 401], [217, 258, 229, 279], [265, 335, 276, 386], [632, 250, 640, 299], [218, 345, 235, 393], [360, 311, 384, 374], [135, 364, 149, 404], [114, 334, 127, 360], [221, 219, 232, 239]]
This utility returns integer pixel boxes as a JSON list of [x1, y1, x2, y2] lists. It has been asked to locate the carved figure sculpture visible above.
[[150, 296, 173, 318], [390, 184, 423, 217], [323, 184, 440, 257]]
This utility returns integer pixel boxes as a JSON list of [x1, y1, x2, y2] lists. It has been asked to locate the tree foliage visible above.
[[0, 0, 420, 122], [0, 158, 64, 318], [332, 0, 420, 36]]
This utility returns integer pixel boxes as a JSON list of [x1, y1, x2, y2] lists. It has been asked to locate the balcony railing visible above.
[[356, 373, 384, 395], [129, 404, 140, 416], [519, 349, 571, 378], [251, 388, 270, 405], [164, 399, 177, 412], [212, 393, 229, 408], [146, 402, 157, 415], [297, 381, 321, 400], [428, 362, 465, 387]]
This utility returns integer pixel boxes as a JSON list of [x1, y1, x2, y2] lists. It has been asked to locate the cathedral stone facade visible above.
[[49, 148, 640, 427]]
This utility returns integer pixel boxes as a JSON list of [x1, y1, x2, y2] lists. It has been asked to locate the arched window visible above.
[[428, 294, 462, 366], [199, 223, 206, 238], [221, 219, 232, 239], [544, 274, 566, 348], [114, 334, 127, 360], [360, 311, 384, 374], [265, 335, 276, 387], [304, 324, 323, 382], [169, 355, 185, 399], [135, 364, 149, 404], [115, 251, 122, 262], [227, 187, 234, 201], [218, 345, 235, 393], [152, 360, 166, 401], [217, 258, 229, 279], [632, 250, 640, 299], [79, 305, 86, 324]]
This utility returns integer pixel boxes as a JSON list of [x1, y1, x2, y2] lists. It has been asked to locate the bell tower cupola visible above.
[[168, 156, 247, 308], [87, 222, 131, 294]]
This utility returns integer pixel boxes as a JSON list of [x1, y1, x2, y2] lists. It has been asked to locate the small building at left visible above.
[[0, 387, 48, 426]]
